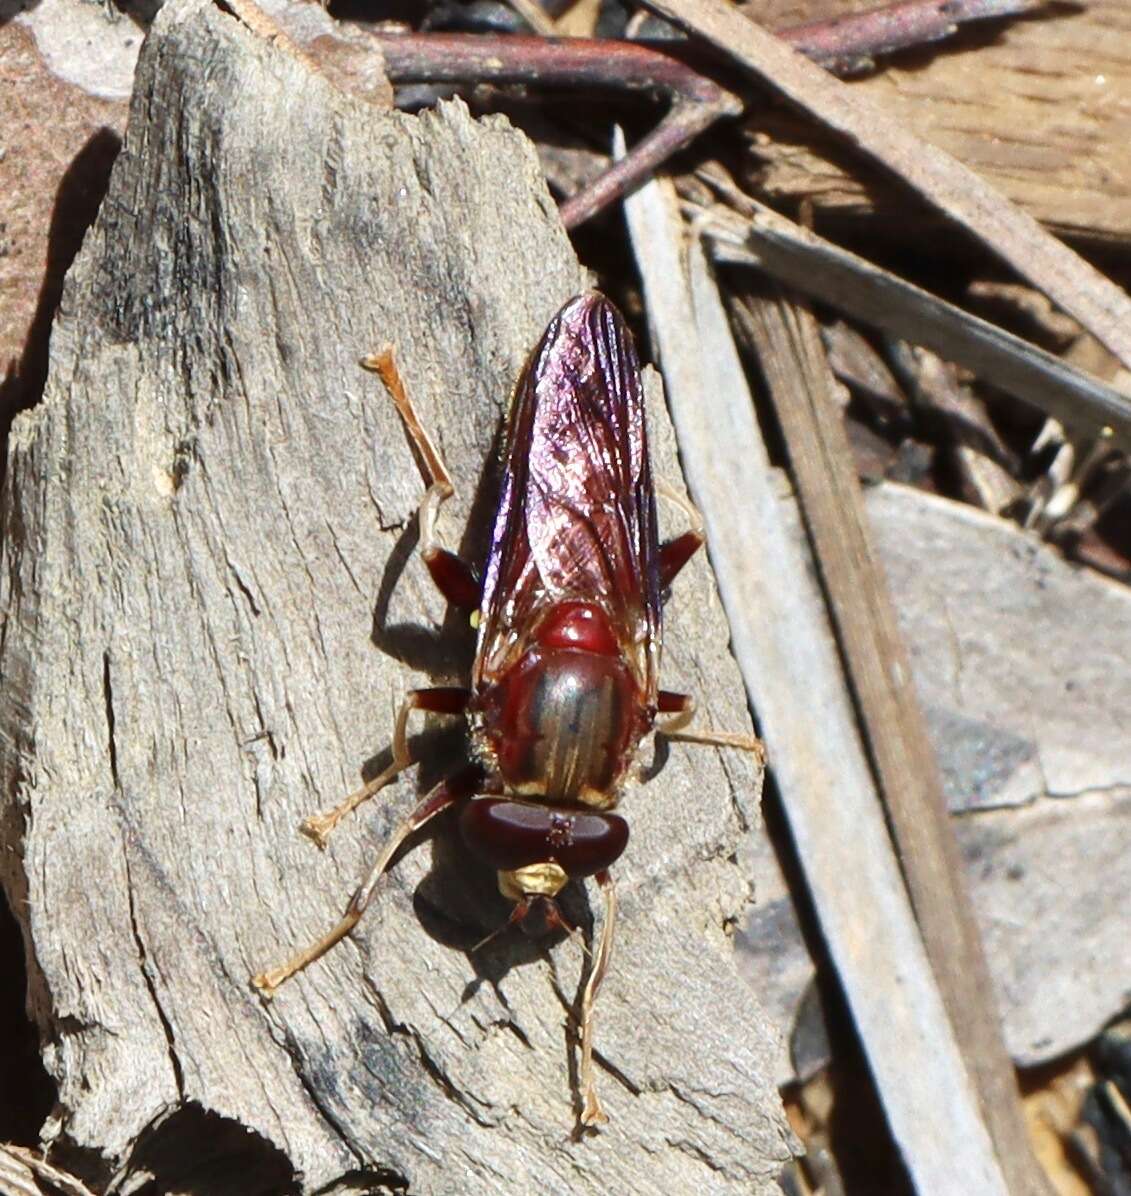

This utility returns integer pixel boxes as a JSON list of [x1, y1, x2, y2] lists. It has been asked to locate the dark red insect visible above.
[[253, 292, 756, 1125]]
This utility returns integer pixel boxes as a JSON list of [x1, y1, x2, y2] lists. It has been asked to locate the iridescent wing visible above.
[[474, 293, 661, 698]]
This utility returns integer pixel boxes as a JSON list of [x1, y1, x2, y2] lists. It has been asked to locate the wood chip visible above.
[[0, 1, 790, 1189]]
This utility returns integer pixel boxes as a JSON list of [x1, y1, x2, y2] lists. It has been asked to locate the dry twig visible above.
[[699, 193, 1131, 452], [641, 0, 1131, 371], [372, 0, 1044, 229], [730, 286, 1053, 1196]]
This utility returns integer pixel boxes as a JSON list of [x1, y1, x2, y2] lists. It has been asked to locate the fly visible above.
[[252, 292, 761, 1125]]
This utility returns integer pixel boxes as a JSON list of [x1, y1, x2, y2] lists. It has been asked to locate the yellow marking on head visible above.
[[498, 863, 568, 902]]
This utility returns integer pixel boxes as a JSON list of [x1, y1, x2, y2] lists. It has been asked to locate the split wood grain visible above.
[[624, 169, 1011, 1196], [0, 0, 790, 1191]]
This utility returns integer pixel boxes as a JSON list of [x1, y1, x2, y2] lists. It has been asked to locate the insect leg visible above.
[[659, 530, 704, 591], [301, 686, 470, 847], [656, 690, 765, 758], [579, 868, 618, 1127], [424, 546, 480, 610], [252, 764, 483, 997], [656, 479, 704, 589], [363, 348, 480, 609]]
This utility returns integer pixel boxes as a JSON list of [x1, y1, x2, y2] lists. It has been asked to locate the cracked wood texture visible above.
[[741, 0, 1131, 244], [0, 1, 791, 1192]]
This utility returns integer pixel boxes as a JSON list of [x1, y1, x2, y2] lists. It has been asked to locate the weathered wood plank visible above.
[[740, 482, 1131, 1080], [624, 170, 1011, 1196], [0, 1, 791, 1191], [745, 0, 1131, 244]]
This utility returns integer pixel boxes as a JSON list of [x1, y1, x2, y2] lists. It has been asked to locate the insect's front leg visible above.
[[579, 868, 618, 1127], [253, 763, 484, 997], [301, 686, 471, 847], [363, 348, 480, 610]]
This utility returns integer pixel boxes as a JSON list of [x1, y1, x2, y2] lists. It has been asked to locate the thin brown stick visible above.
[[783, 0, 1041, 71], [733, 286, 1053, 1196], [373, 33, 734, 103], [374, 33, 743, 230], [560, 100, 729, 228], [642, 0, 1131, 372], [372, 0, 1042, 229], [374, 0, 1042, 91]]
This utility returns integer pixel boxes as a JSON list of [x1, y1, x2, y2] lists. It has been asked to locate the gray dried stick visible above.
[[0, 0, 791, 1192], [643, 0, 1131, 370], [625, 173, 1011, 1196]]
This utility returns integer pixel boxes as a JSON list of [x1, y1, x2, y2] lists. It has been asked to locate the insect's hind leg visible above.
[[301, 686, 470, 847], [656, 479, 704, 590], [363, 348, 480, 610], [656, 690, 765, 759], [253, 764, 483, 997]]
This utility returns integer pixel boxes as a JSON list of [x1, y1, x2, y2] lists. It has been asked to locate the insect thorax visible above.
[[470, 643, 647, 810]]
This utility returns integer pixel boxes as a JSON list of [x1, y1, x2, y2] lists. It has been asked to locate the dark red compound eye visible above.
[[459, 798, 628, 878]]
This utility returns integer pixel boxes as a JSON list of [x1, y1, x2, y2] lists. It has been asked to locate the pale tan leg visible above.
[[362, 348, 453, 496], [657, 696, 766, 762], [363, 349, 481, 613], [253, 773, 472, 996], [661, 723, 765, 760], [656, 477, 704, 537], [363, 348, 454, 553], [579, 870, 618, 1127], [302, 693, 413, 847], [302, 687, 469, 847]]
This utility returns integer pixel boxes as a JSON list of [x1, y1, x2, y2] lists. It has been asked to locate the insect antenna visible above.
[[470, 896, 592, 960]]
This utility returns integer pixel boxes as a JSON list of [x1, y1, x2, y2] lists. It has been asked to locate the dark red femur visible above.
[[459, 798, 628, 878]]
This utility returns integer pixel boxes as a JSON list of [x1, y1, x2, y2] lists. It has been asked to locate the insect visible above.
[[253, 291, 760, 1125]]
